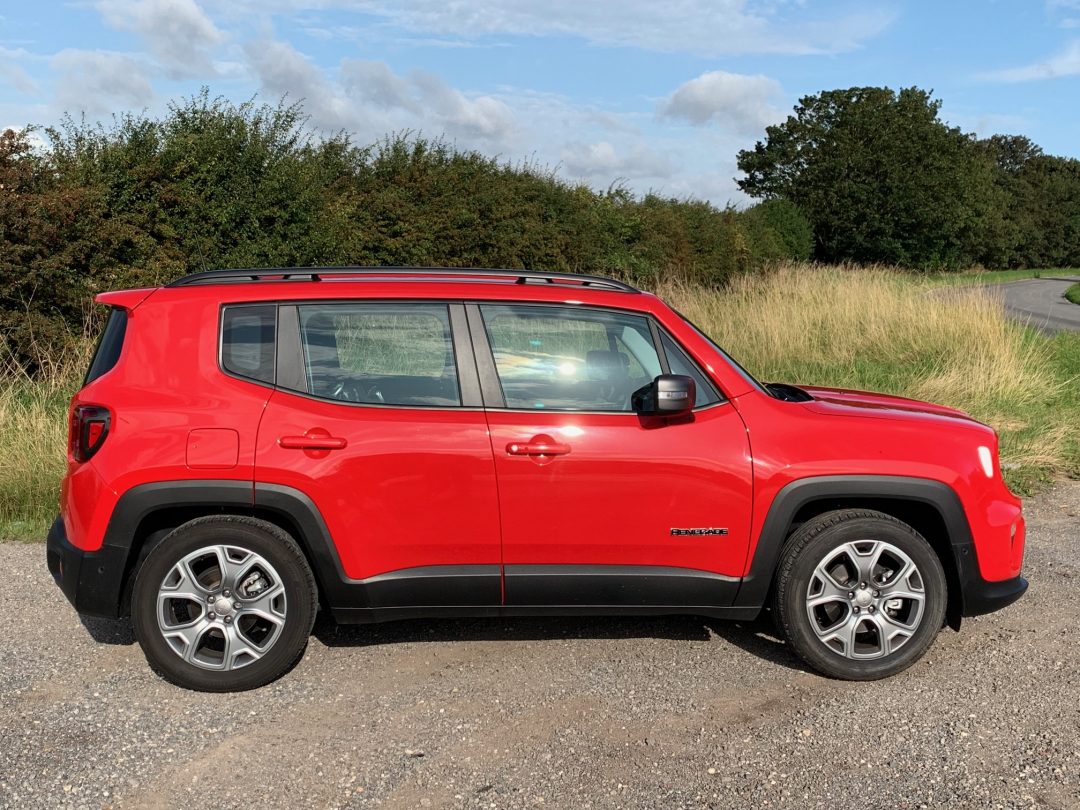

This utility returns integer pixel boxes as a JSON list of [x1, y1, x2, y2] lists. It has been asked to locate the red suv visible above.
[[47, 268, 1027, 691]]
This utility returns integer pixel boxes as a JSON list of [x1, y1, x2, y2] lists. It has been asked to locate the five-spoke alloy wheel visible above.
[[133, 516, 317, 692], [774, 509, 946, 680]]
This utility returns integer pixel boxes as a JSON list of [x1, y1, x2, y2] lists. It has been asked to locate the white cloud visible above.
[[559, 140, 674, 184], [380, 0, 890, 56], [243, 39, 354, 131], [982, 39, 1080, 81], [215, 0, 893, 56], [659, 71, 783, 134], [0, 47, 38, 95], [51, 50, 154, 115], [340, 60, 419, 112], [96, 0, 225, 79], [243, 40, 516, 145]]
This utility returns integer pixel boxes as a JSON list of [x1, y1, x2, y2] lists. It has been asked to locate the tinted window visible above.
[[222, 305, 276, 384], [296, 303, 460, 407], [85, 308, 128, 384], [481, 305, 662, 411], [659, 332, 722, 407]]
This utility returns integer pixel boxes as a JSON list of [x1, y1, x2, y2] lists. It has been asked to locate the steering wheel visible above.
[[330, 381, 384, 403]]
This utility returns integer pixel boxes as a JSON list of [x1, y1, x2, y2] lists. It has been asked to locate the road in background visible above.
[[2, 484, 1079, 809], [998, 276, 1080, 333]]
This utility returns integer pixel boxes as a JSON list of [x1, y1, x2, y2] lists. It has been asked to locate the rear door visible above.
[[470, 303, 754, 608], [254, 301, 502, 609]]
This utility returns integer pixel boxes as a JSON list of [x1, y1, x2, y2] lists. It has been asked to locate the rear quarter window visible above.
[[221, 305, 276, 384], [84, 308, 128, 385]]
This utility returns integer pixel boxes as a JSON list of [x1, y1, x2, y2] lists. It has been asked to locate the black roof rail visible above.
[[165, 266, 639, 293]]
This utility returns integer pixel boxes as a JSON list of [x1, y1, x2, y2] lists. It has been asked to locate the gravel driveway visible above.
[[2, 484, 1079, 810]]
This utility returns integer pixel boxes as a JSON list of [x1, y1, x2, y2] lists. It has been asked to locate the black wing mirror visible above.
[[632, 374, 696, 417]]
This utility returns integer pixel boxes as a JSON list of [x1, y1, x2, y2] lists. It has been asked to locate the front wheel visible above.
[[772, 509, 947, 680], [131, 516, 317, 692]]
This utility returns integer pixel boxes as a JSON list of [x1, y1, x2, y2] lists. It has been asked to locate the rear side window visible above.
[[221, 305, 276, 384], [294, 303, 461, 407], [84, 308, 128, 385]]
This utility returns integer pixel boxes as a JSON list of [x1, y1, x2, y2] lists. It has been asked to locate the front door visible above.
[[256, 301, 502, 609], [471, 303, 754, 608]]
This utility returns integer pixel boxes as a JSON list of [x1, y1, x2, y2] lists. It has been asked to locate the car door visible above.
[[470, 302, 754, 608], [255, 301, 503, 610]]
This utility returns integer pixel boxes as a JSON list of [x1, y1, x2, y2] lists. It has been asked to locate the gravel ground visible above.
[[1, 484, 1078, 810]]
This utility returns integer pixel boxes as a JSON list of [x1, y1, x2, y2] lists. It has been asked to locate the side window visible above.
[[295, 303, 460, 407], [221, 305, 276, 384], [85, 307, 128, 385], [480, 304, 662, 411], [660, 332, 723, 407]]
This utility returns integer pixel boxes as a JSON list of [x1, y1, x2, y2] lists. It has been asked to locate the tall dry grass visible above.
[[0, 338, 92, 539], [658, 265, 1070, 482]]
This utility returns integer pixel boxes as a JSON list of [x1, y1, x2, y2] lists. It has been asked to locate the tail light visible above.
[[69, 405, 111, 462]]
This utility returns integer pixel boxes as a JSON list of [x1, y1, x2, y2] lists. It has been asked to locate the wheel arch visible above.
[[735, 475, 972, 628], [101, 480, 346, 617]]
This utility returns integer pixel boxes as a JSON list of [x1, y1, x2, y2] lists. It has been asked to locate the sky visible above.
[[2, 1, 1080, 204]]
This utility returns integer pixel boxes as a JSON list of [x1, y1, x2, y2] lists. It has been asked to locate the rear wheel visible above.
[[131, 516, 317, 692], [772, 509, 946, 680]]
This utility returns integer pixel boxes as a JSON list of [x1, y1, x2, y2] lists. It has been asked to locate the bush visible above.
[[0, 92, 811, 365]]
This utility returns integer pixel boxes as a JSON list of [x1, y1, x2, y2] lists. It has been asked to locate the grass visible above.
[[0, 341, 91, 540], [1066, 282, 1080, 305], [2, 264, 1077, 540]]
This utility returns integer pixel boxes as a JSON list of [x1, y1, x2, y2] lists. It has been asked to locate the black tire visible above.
[[772, 509, 947, 681], [131, 516, 317, 692]]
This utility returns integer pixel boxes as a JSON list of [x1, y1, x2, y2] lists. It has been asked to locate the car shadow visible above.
[[76, 611, 815, 676], [80, 615, 136, 645], [314, 611, 816, 675]]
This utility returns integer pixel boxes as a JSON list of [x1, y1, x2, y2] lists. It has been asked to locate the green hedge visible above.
[[0, 92, 811, 367]]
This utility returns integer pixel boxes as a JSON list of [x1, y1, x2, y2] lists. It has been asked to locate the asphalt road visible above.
[[997, 276, 1080, 334], [2, 483, 1079, 809]]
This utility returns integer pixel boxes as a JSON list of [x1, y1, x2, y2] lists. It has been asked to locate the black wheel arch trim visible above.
[[733, 474, 1022, 621]]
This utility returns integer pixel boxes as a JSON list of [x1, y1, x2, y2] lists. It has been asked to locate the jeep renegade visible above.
[[47, 268, 1028, 691]]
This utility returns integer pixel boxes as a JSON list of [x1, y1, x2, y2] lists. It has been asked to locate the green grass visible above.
[[924, 268, 1049, 286], [0, 373, 81, 541], [1066, 283, 1080, 305]]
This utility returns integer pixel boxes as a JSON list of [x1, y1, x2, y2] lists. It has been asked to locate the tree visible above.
[[737, 87, 1001, 268]]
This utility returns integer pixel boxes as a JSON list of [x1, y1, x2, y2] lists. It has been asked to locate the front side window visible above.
[[296, 303, 461, 407], [480, 305, 662, 411], [659, 332, 723, 407]]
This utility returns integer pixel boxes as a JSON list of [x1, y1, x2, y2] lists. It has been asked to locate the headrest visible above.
[[586, 350, 630, 380]]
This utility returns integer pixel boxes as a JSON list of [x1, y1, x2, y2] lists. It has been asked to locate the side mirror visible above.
[[632, 374, 696, 417]]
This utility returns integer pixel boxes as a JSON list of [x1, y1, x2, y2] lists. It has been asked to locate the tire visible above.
[[131, 515, 317, 692], [772, 509, 947, 681]]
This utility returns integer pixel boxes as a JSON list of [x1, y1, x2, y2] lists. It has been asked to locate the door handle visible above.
[[506, 439, 571, 456], [279, 433, 347, 450]]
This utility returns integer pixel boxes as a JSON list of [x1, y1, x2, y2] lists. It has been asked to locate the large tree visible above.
[[736, 87, 1001, 268]]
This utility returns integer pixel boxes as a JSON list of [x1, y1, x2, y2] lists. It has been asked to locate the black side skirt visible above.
[[330, 564, 749, 624]]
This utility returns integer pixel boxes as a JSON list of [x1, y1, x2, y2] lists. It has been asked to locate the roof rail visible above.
[[165, 266, 639, 293]]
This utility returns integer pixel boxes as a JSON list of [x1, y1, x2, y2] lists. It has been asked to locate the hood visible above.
[[793, 384, 984, 426]]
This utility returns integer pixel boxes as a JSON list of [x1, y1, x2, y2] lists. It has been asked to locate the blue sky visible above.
[[2, 1, 1080, 203]]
